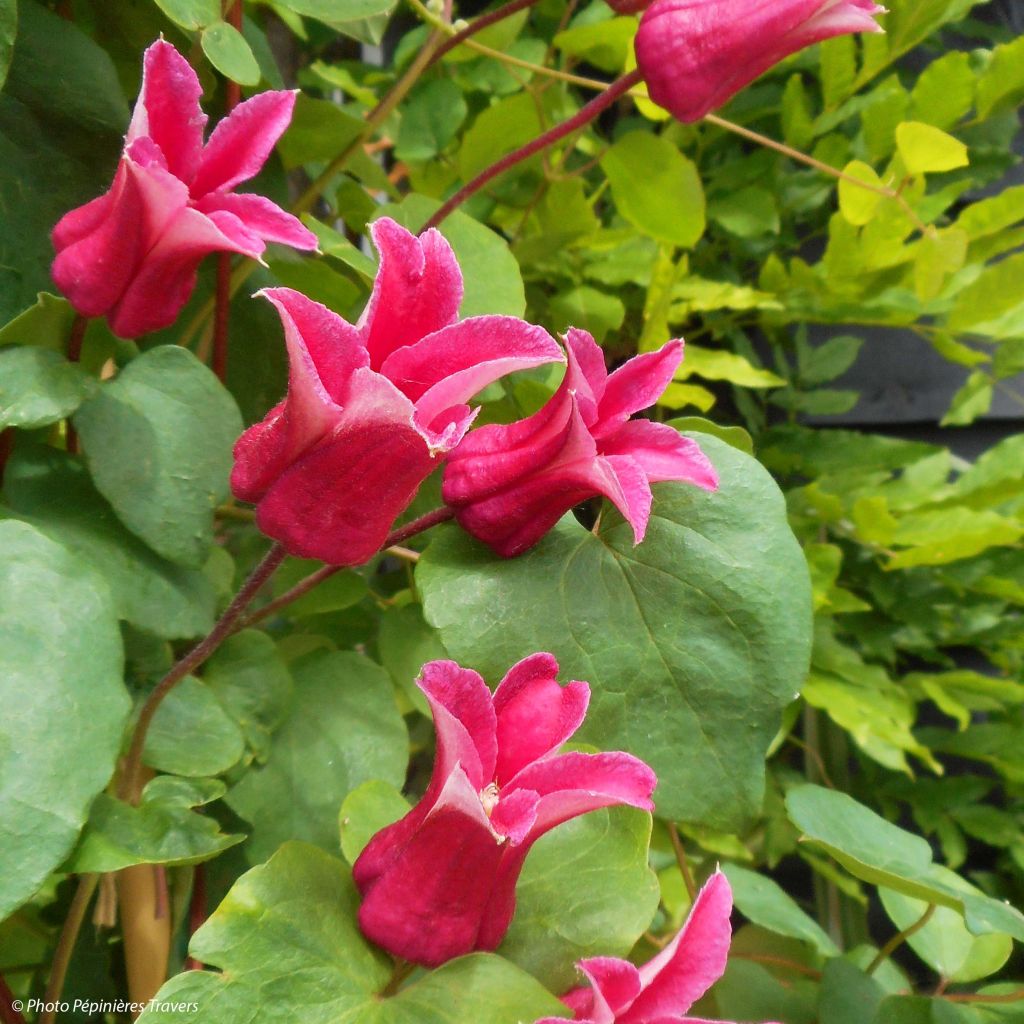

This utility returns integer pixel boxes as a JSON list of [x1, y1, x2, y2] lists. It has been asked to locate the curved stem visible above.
[[944, 988, 1024, 1004], [240, 507, 454, 630], [118, 543, 286, 804], [427, 0, 540, 67], [668, 822, 697, 900], [40, 874, 98, 1024], [424, 69, 642, 228], [866, 904, 936, 974]]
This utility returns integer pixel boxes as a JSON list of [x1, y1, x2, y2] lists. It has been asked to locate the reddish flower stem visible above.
[[0, 973, 26, 1024], [240, 506, 455, 630], [118, 543, 287, 805], [65, 314, 88, 454], [426, 0, 540, 67], [40, 874, 98, 1024], [424, 69, 641, 229], [211, 0, 244, 382]]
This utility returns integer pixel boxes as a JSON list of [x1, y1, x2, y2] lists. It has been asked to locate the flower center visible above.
[[480, 782, 500, 817]]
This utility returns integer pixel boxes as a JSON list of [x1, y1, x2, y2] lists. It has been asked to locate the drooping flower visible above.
[[537, 871, 774, 1024], [634, 0, 885, 123], [51, 39, 317, 338], [353, 654, 657, 968], [231, 218, 563, 565], [442, 328, 718, 558]]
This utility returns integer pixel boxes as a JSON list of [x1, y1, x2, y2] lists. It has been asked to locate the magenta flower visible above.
[[51, 39, 317, 338], [231, 218, 563, 565], [442, 328, 718, 558], [538, 872, 773, 1024], [353, 654, 657, 967], [635, 0, 885, 123]]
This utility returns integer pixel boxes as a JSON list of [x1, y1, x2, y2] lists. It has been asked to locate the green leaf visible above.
[[601, 132, 706, 248], [73, 346, 243, 569], [145, 676, 247, 778], [275, 0, 396, 24], [786, 785, 1024, 941], [819, 959, 885, 1024], [376, 195, 525, 317], [909, 52, 975, 130], [798, 335, 863, 385], [666, 417, 754, 455], [3, 445, 216, 639], [458, 91, 542, 182], [678, 345, 785, 388], [339, 779, 410, 865], [201, 20, 261, 87], [377, 603, 446, 715], [976, 35, 1024, 119], [0, 520, 129, 919], [502, 807, 660, 991], [548, 286, 625, 343], [0, 346, 93, 428], [419, 433, 812, 828], [708, 186, 779, 238], [723, 863, 839, 956], [880, 868, 1012, 982], [0, 0, 15, 91], [68, 777, 244, 872], [895, 121, 969, 175], [947, 253, 1024, 337], [888, 507, 1022, 569], [276, 94, 365, 168], [137, 843, 564, 1024], [152, 0, 220, 30], [838, 161, 885, 226], [226, 650, 408, 862], [553, 17, 636, 73], [202, 630, 294, 763], [395, 79, 467, 162]]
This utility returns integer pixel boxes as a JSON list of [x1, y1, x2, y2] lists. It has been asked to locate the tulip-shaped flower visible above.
[[51, 39, 317, 338], [538, 872, 775, 1024], [635, 0, 885, 123], [231, 219, 563, 565], [353, 654, 657, 967], [443, 328, 718, 557]]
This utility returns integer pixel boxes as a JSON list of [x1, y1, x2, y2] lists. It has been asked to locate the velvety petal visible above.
[[594, 340, 683, 437], [620, 872, 733, 1023], [204, 209, 266, 258], [442, 386, 578, 505], [251, 367, 434, 565], [493, 653, 590, 786], [636, 0, 883, 122], [602, 454, 653, 544], [107, 205, 252, 337], [578, 957, 644, 1021], [51, 161, 152, 320], [356, 767, 506, 967], [194, 192, 318, 251], [259, 287, 368, 405], [359, 218, 463, 368], [563, 328, 607, 424], [231, 289, 358, 502], [379, 315, 563, 444], [127, 39, 206, 183], [509, 750, 657, 838], [599, 420, 719, 491], [190, 90, 298, 196], [490, 787, 540, 845], [417, 659, 498, 792]]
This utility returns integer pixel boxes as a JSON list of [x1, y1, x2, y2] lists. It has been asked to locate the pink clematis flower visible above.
[[231, 218, 563, 565], [353, 654, 657, 968], [442, 328, 718, 558], [635, 0, 885, 123], [51, 39, 317, 338], [538, 871, 776, 1024]]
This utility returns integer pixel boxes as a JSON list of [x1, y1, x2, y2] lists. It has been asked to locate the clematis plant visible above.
[[51, 39, 317, 338], [537, 872, 775, 1024], [231, 218, 563, 565], [353, 654, 657, 967], [443, 328, 718, 557], [634, 0, 886, 122]]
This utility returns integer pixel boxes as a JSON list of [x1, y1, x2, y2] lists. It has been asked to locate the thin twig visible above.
[[866, 904, 936, 974], [0, 973, 26, 1024], [118, 543, 286, 804], [944, 988, 1024, 1004], [668, 823, 698, 900], [184, 864, 207, 972], [40, 875, 99, 1024], [733, 952, 823, 979]]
